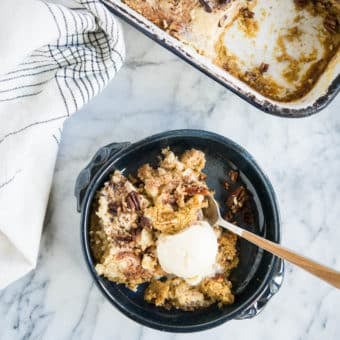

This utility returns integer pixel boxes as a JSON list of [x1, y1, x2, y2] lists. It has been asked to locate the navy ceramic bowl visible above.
[[75, 130, 284, 332]]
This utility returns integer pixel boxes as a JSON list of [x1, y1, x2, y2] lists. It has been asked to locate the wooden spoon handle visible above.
[[220, 220, 340, 289]]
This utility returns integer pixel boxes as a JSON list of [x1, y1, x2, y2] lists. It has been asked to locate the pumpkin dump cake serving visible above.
[[90, 148, 253, 310]]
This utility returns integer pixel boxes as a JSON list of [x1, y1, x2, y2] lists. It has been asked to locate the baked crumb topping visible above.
[[90, 148, 255, 310]]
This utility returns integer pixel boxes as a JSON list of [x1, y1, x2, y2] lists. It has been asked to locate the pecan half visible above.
[[199, 0, 213, 13], [126, 195, 134, 210], [324, 14, 338, 34], [126, 191, 141, 211], [259, 62, 269, 74]]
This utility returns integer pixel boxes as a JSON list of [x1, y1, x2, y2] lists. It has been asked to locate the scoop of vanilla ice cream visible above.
[[156, 221, 218, 285]]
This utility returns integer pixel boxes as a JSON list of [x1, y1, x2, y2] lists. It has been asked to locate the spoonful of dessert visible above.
[[203, 195, 340, 289]]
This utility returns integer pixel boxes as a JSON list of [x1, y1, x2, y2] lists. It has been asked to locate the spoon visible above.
[[203, 196, 340, 289]]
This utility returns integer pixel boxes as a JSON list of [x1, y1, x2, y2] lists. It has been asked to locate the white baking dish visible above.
[[103, 0, 339, 117]]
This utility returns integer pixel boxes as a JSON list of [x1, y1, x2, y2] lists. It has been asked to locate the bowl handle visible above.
[[74, 142, 131, 212], [235, 259, 284, 320]]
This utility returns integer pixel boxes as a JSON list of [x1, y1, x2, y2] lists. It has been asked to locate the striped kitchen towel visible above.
[[0, 0, 125, 289]]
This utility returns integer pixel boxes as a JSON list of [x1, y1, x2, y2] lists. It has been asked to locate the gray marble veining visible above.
[[1, 21, 340, 340]]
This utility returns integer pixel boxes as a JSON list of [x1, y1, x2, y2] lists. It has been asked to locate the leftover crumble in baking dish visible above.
[[119, 0, 339, 102], [90, 148, 255, 311]]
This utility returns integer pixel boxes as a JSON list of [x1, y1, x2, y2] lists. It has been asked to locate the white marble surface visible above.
[[1, 21, 340, 340]]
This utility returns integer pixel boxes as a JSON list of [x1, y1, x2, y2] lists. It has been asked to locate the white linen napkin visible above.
[[0, 0, 125, 289]]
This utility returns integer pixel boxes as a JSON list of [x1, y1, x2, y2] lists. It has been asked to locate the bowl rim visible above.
[[79, 129, 282, 332]]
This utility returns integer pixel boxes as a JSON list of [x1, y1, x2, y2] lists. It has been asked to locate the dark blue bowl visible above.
[[75, 129, 284, 332]]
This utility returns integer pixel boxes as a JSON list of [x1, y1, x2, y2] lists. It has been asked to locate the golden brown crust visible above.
[[217, 231, 239, 271], [200, 275, 234, 305], [91, 148, 240, 309], [144, 280, 171, 306]]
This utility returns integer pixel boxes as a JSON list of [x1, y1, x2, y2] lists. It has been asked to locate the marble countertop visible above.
[[1, 21, 340, 340]]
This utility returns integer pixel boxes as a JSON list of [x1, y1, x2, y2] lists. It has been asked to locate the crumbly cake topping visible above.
[[90, 148, 256, 310]]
